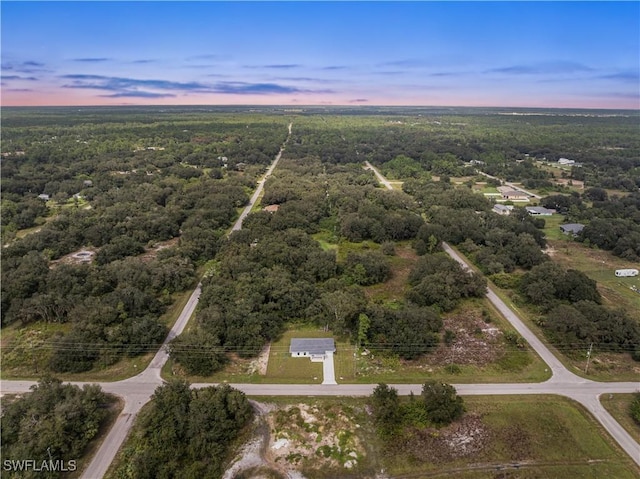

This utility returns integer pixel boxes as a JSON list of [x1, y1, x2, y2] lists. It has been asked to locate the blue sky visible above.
[[2, 1, 638, 108]]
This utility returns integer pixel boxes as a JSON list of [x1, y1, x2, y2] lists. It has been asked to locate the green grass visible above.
[[601, 393, 640, 444], [226, 395, 639, 479], [384, 395, 639, 479], [266, 327, 355, 383], [542, 214, 569, 240]]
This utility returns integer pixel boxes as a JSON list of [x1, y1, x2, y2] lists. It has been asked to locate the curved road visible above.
[[1, 138, 638, 477]]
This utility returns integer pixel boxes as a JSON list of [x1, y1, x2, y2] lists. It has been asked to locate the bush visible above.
[[631, 393, 640, 426], [421, 380, 465, 425]]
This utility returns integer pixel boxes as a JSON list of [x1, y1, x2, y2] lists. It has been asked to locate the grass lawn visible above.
[[266, 326, 356, 383], [542, 214, 569, 241], [601, 393, 640, 444]]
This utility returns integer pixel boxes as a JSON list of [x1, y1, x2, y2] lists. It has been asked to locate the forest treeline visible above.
[[2, 108, 638, 375], [169, 158, 488, 375], [2, 112, 289, 372]]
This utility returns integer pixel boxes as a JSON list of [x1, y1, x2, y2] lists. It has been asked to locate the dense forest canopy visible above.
[[2, 106, 638, 375]]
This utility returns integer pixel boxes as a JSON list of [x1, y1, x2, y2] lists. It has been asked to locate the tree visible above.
[[371, 383, 402, 435], [1, 376, 111, 478], [421, 380, 465, 425]]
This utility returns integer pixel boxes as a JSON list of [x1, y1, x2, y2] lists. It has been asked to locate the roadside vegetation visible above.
[[107, 380, 252, 479], [220, 394, 639, 479], [0, 377, 120, 479], [601, 393, 640, 444]]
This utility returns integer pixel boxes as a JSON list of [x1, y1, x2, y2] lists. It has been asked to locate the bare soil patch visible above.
[[394, 414, 489, 464], [138, 237, 180, 262], [429, 309, 503, 366]]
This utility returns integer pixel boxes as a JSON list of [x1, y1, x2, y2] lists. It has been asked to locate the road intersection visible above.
[[1, 131, 638, 477]]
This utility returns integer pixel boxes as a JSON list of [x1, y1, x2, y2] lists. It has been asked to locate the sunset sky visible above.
[[2, 1, 639, 109]]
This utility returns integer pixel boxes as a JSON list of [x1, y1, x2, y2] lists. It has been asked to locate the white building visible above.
[[290, 338, 336, 361], [558, 158, 575, 165]]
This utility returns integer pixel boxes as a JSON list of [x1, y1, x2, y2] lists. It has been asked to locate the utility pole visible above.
[[585, 343, 593, 374]]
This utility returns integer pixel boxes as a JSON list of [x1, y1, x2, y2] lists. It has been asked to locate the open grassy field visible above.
[[236, 395, 639, 479], [601, 393, 640, 444], [383, 395, 639, 479], [541, 213, 569, 240]]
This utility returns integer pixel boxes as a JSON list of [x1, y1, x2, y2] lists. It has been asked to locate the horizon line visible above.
[[3, 103, 639, 112]]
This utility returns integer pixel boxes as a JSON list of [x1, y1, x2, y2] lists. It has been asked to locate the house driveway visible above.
[[322, 351, 337, 385]]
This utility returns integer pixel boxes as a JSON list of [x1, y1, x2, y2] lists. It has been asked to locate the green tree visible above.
[[371, 384, 402, 436], [421, 380, 465, 425]]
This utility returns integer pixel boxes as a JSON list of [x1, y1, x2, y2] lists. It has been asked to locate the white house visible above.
[[558, 158, 575, 165], [290, 338, 336, 362]]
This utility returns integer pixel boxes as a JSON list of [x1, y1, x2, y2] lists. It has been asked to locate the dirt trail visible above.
[[223, 401, 307, 479]]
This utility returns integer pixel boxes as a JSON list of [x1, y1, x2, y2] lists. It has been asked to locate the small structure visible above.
[[559, 223, 585, 236], [497, 186, 529, 201], [615, 269, 639, 277], [526, 206, 554, 216], [37, 194, 50, 201], [290, 338, 336, 361], [492, 204, 513, 215], [558, 158, 575, 165]]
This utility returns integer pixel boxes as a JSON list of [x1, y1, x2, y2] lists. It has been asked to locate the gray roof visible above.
[[526, 206, 554, 215], [560, 223, 585, 234], [290, 338, 336, 355]]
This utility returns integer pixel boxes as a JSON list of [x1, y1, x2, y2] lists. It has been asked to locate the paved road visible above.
[[231, 123, 292, 233], [81, 123, 292, 478], [363, 161, 639, 466], [477, 170, 542, 199], [2, 145, 638, 476], [364, 161, 394, 189]]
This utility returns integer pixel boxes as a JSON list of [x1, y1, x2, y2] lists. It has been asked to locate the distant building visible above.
[[493, 204, 513, 215], [497, 186, 529, 201], [526, 206, 554, 216], [559, 223, 585, 236], [37, 194, 50, 201], [558, 158, 575, 165], [290, 338, 336, 361]]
